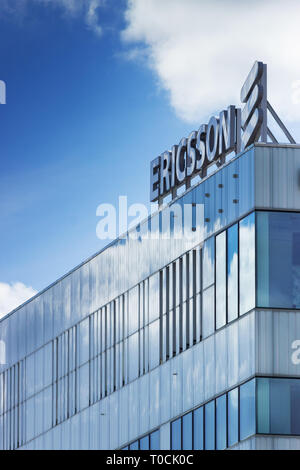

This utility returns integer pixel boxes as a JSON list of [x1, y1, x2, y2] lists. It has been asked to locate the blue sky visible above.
[[1, 0, 300, 315], [0, 1, 192, 305]]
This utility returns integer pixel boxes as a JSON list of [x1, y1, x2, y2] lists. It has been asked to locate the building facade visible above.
[[1, 142, 300, 450]]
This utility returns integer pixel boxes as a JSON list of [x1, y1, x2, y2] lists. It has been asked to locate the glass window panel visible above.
[[78, 363, 89, 411], [122, 446, 128, 450], [171, 418, 182, 450], [149, 320, 160, 370], [257, 378, 300, 435], [228, 388, 239, 447], [227, 224, 238, 322], [239, 213, 255, 315], [182, 412, 193, 450], [202, 286, 215, 339], [129, 440, 139, 450], [150, 430, 160, 450], [140, 435, 149, 450], [196, 293, 201, 343], [216, 395, 227, 450], [216, 231, 226, 329], [257, 212, 300, 309], [240, 379, 256, 441], [149, 273, 160, 323], [205, 401, 215, 450], [44, 342, 53, 388], [78, 318, 90, 366], [196, 249, 202, 294], [26, 396, 35, 442], [203, 237, 215, 289], [26, 353, 35, 399], [128, 332, 139, 382], [128, 286, 139, 336], [193, 407, 204, 450]]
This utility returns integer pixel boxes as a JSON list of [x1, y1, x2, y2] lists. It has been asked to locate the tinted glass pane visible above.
[[140, 435, 149, 450], [257, 212, 300, 309], [216, 395, 227, 450], [203, 237, 215, 289], [150, 430, 160, 450], [202, 286, 215, 339], [257, 378, 300, 435], [128, 332, 139, 381], [182, 412, 193, 450], [216, 231, 227, 329], [227, 224, 238, 322], [129, 440, 139, 450], [240, 379, 256, 440], [121, 446, 128, 450], [193, 407, 204, 450], [205, 401, 215, 450], [171, 418, 182, 450], [239, 213, 255, 315], [149, 319, 160, 370], [228, 388, 239, 447]]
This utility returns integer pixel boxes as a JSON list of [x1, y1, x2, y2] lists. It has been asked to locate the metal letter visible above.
[[241, 84, 263, 130], [242, 108, 263, 149], [240, 61, 263, 103], [160, 151, 172, 195], [206, 116, 219, 162], [195, 124, 207, 173], [187, 131, 198, 177], [150, 157, 161, 202], [219, 105, 236, 156], [176, 137, 187, 183]]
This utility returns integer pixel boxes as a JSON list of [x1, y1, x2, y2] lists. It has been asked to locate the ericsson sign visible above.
[[150, 61, 295, 204]]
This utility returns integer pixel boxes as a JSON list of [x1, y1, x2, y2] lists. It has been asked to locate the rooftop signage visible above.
[[150, 61, 296, 204]]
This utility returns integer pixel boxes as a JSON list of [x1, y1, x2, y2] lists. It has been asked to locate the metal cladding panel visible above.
[[254, 144, 300, 210], [255, 309, 300, 377], [231, 437, 256, 450], [231, 435, 300, 450]]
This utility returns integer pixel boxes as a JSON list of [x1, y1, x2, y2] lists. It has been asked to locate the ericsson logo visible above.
[[150, 60, 296, 204], [241, 61, 267, 149]]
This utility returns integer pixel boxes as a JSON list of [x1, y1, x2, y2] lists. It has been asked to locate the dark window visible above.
[[171, 418, 182, 450], [182, 412, 193, 450]]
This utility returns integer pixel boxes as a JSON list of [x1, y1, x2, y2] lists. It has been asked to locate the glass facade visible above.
[[1, 145, 300, 450], [171, 377, 300, 450]]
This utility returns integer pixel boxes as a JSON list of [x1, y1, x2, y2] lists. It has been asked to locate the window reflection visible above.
[[240, 379, 256, 441], [203, 237, 215, 289], [228, 388, 239, 447], [239, 213, 255, 315], [216, 232, 227, 329], [193, 407, 204, 450], [205, 401, 215, 450], [227, 224, 238, 322], [257, 211, 300, 309], [171, 418, 181, 450], [182, 412, 193, 450], [216, 395, 227, 450], [257, 378, 300, 435]]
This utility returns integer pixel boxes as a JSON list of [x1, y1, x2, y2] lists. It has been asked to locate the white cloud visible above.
[[0, 282, 37, 318], [0, 0, 104, 37], [122, 0, 300, 124]]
